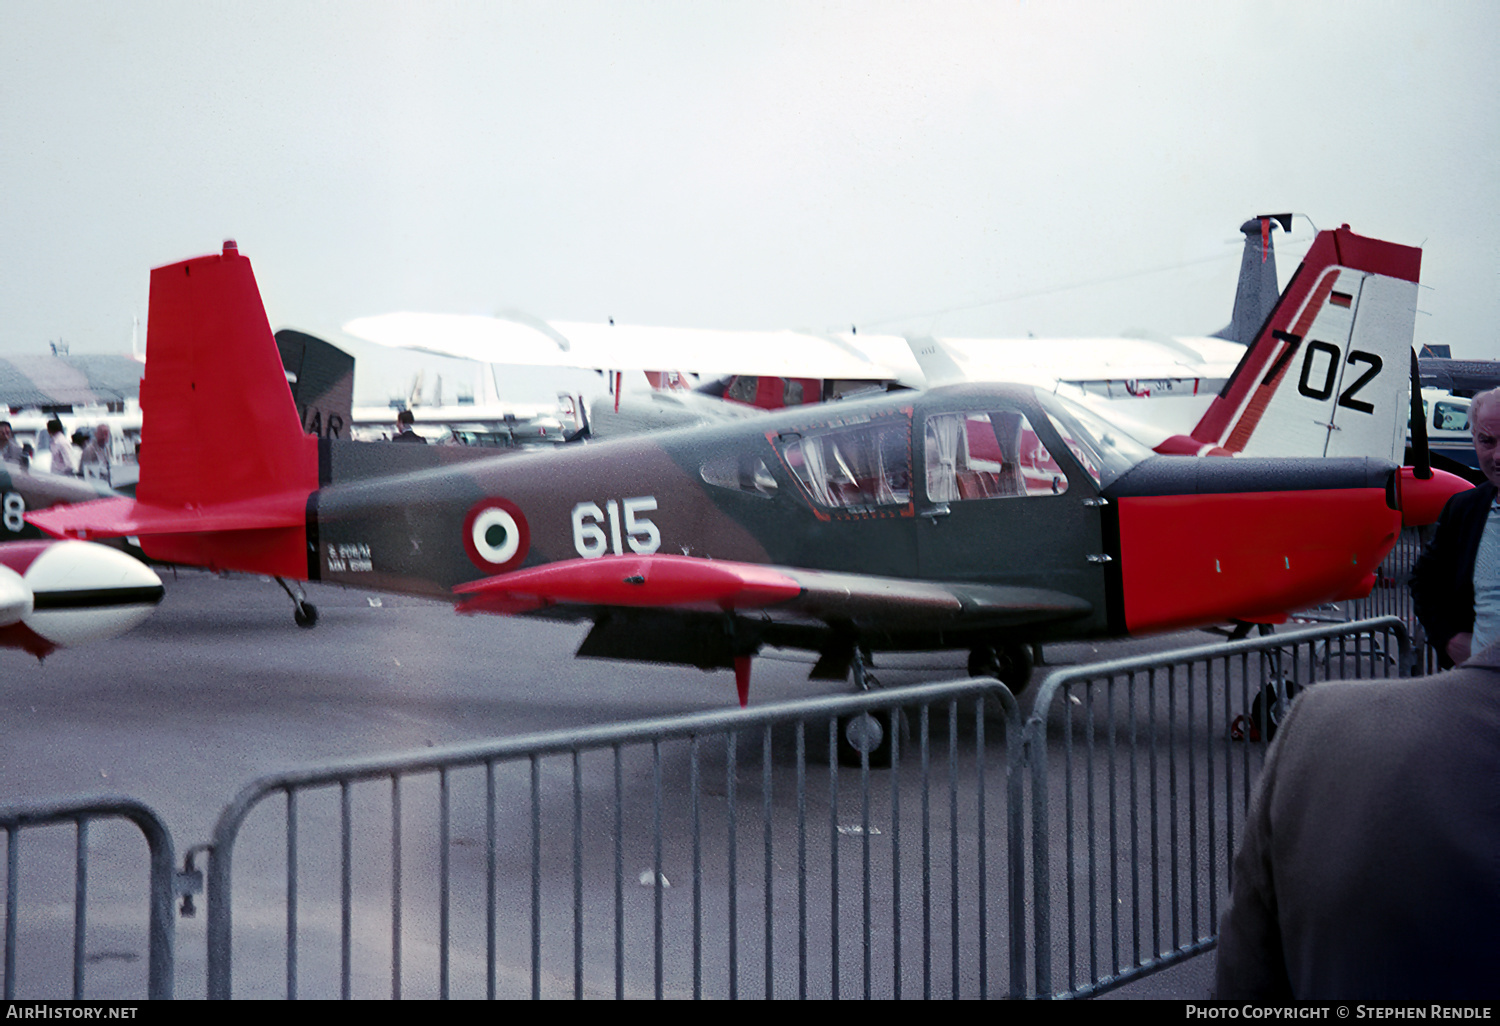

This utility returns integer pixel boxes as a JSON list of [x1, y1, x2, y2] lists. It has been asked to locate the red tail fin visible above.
[[31, 241, 319, 578], [140, 240, 317, 508], [1157, 225, 1421, 459]]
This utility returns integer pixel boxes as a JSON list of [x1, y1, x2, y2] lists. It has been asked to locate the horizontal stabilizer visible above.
[[24, 242, 323, 579], [29, 492, 308, 539]]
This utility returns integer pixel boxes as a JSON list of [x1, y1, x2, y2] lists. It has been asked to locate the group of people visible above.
[[1215, 387, 1500, 999], [0, 419, 115, 477]]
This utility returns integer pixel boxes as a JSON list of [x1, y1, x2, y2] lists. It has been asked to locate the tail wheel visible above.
[[294, 602, 318, 629]]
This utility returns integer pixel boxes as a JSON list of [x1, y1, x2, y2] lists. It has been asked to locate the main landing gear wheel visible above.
[[835, 649, 904, 768], [967, 643, 1034, 690], [1250, 679, 1299, 742], [1231, 679, 1301, 743], [838, 708, 900, 769]]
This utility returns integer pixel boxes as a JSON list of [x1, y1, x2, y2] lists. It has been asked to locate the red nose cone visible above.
[[1396, 466, 1473, 527]]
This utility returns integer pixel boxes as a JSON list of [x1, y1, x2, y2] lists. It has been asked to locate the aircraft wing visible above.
[[907, 334, 1249, 387], [343, 312, 909, 381], [453, 553, 1092, 629]]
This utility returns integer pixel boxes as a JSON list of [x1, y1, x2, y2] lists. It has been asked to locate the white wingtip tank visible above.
[[0, 540, 164, 657]]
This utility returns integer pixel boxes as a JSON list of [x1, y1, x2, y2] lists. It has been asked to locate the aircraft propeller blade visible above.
[[1391, 347, 1473, 527], [1409, 349, 1432, 480]]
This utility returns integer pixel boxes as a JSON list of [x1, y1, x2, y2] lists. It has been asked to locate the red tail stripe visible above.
[[1189, 226, 1421, 448], [1191, 232, 1339, 444], [1221, 270, 1340, 452]]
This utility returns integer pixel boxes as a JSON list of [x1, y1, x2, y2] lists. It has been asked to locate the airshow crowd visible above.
[[0, 418, 117, 478]]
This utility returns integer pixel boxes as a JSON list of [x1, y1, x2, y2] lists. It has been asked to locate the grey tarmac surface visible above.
[[1, 568, 1222, 999]]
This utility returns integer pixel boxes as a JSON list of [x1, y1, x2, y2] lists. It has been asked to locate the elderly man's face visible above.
[[0, 425, 10, 444], [94, 425, 109, 444], [1473, 399, 1500, 490]]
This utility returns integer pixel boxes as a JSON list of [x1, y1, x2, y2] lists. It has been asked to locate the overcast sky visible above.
[[3, 1, 1496, 392]]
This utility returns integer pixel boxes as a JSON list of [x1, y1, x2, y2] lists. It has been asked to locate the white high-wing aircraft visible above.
[[344, 215, 1291, 428], [342, 303, 1244, 435], [342, 312, 913, 438], [343, 215, 1420, 462]]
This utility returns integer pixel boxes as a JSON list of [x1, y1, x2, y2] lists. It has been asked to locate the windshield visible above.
[[1034, 390, 1153, 489]]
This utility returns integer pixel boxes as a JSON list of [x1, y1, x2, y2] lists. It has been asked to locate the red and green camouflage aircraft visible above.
[[29, 232, 1468, 709]]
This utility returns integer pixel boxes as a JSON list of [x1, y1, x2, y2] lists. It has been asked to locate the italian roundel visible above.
[[463, 498, 530, 573]]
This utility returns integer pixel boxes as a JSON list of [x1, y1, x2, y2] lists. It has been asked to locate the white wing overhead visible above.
[[342, 216, 1294, 410], [343, 312, 910, 381], [344, 311, 1245, 390], [916, 334, 1248, 384]]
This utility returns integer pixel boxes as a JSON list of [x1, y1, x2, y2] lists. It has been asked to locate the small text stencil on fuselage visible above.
[[326, 541, 373, 573]]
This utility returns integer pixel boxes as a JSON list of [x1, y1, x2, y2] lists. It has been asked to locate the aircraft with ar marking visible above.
[[29, 231, 1467, 760]]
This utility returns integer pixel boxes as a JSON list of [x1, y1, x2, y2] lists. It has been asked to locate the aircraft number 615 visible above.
[[572, 497, 661, 558]]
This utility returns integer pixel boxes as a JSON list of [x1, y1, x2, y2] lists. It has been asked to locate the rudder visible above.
[[31, 241, 320, 579], [1162, 225, 1420, 460], [139, 240, 318, 509]]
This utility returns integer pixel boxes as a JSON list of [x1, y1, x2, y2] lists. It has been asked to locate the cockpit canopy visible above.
[[698, 384, 1154, 511]]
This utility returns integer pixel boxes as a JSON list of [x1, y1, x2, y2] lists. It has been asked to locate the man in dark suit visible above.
[[392, 409, 426, 444], [1412, 388, 1499, 666], [1215, 646, 1500, 999]]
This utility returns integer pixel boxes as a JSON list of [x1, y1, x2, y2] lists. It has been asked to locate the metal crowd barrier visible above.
[[0, 616, 1419, 1000], [203, 679, 1027, 999], [1023, 615, 1412, 998], [0, 796, 176, 1000], [1348, 526, 1440, 672]]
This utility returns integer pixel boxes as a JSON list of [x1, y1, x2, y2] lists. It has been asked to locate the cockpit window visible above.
[[1034, 390, 1152, 489], [925, 410, 1068, 501], [778, 412, 912, 512]]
